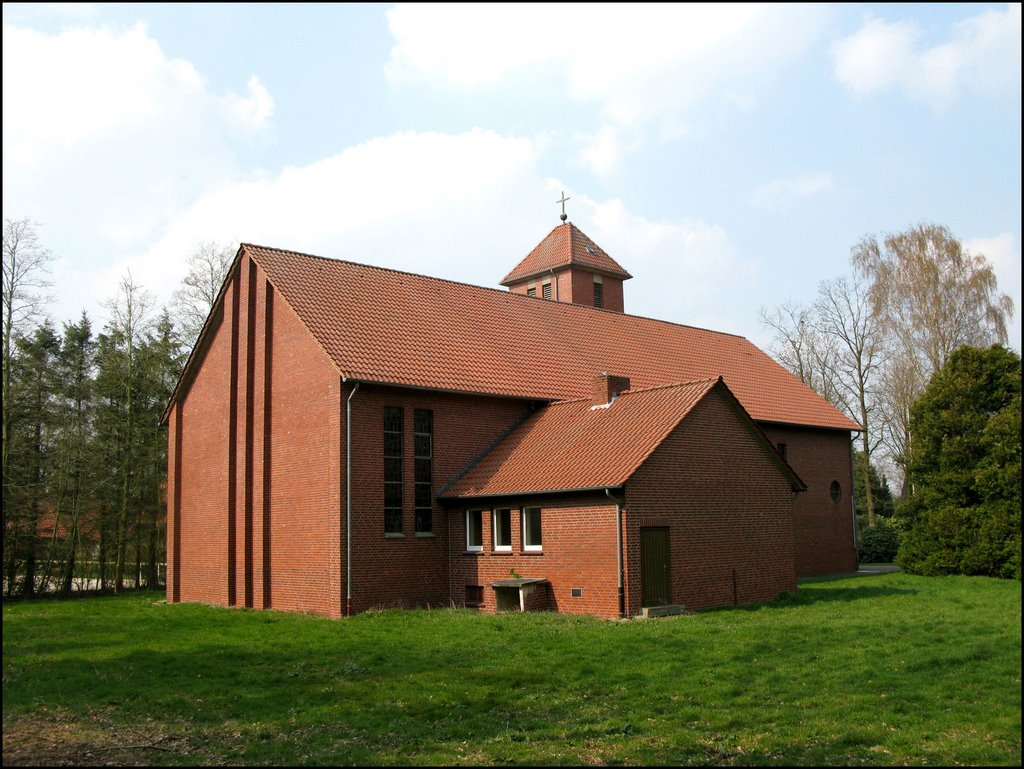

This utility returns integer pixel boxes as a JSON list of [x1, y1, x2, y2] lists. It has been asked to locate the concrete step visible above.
[[640, 604, 690, 618]]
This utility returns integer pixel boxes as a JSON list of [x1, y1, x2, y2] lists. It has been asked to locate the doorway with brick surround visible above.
[[641, 527, 670, 607]]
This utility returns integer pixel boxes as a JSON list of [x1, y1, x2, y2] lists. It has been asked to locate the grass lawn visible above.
[[3, 573, 1021, 766]]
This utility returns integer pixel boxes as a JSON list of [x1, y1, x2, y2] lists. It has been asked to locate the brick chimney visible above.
[[592, 372, 631, 406]]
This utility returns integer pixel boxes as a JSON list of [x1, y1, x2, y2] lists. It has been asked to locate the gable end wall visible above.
[[625, 390, 797, 614], [168, 254, 342, 617]]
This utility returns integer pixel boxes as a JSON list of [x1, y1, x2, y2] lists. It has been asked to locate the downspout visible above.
[[345, 379, 360, 616], [605, 488, 625, 618]]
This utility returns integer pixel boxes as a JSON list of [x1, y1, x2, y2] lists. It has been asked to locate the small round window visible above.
[[830, 480, 842, 503]]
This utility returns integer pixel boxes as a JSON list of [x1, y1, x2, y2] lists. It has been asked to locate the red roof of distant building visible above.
[[242, 244, 859, 431], [500, 222, 632, 285]]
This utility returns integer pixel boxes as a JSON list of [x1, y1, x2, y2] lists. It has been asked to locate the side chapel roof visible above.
[[234, 244, 859, 432], [441, 378, 806, 499]]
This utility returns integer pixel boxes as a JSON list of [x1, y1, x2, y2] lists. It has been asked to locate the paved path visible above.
[[797, 563, 900, 583]]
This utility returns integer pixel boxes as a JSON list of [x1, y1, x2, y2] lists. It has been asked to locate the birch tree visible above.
[[2, 219, 53, 586], [171, 241, 234, 349], [852, 223, 1015, 485]]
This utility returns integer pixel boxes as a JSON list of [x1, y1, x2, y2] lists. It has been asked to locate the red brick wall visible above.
[[508, 270, 625, 312], [625, 390, 798, 614], [599, 275, 625, 313], [168, 254, 342, 617], [344, 384, 535, 614], [447, 495, 622, 619], [567, 269, 624, 312], [761, 425, 858, 577], [506, 272, 571, 302], [168, 257, 850, 619], [261, 259, 342, 616], [172, 279, 232, 606]]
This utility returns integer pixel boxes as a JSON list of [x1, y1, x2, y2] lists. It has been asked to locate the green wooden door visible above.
[[641, 527, 670, 607]]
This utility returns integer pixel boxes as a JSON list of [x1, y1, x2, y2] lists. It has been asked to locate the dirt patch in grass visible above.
[[3, 711, 197, 767]]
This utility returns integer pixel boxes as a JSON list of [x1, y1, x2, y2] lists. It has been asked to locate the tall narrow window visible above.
[[414, 409, 433, 534], [542, 283, 552, 300], [777, 443, 787, 460], [593, 281, 603, 308], [523, 507, 542, 551], [493, 509, 512, 551], [466, 510, 483, 552], [383, 407, 403, 534]]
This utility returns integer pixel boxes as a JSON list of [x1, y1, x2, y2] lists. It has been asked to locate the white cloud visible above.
[[571, 127, 625, 178], [584, 196, 754, 333], [385, 4, 827, 149], [2, 3, 100, 24], [223, 75, 275, 131], [751, 173, 834, 209], [832, 5, 1022, 109], [87, 129, 756, 342], [2, 22, 274, 244], [1, 12, 781, 348]]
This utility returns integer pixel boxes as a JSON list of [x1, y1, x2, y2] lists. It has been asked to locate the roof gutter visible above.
[[605, 488, 625, 619], [441, 484, 624, 501], [344, 378, 360, 616]]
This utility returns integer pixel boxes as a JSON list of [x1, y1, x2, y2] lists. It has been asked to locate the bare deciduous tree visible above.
[[171, 241, 234, 348], [814, 274, 886, 524], [3, 218, 53, 591], [760, 302, 846, 412]]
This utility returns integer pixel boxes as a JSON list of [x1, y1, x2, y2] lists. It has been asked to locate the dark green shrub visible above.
[[899, 345, 1021, 578], [858, 520, 900, 563]]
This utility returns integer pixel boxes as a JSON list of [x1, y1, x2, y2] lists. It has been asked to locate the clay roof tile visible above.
[[240, 243, 859, 431]]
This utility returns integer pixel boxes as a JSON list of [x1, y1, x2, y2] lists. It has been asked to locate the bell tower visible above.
[[500, 221, 632, 312]]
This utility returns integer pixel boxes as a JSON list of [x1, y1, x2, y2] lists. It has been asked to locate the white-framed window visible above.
[[493, 509, 512, 551], [466, 510, 483, 552], [522, 507, 542, 551]]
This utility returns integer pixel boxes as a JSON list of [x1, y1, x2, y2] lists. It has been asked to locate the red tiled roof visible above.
[[442, 380, 717, 497], [242, 244, 859, 431], [500, 223, 632, 285]]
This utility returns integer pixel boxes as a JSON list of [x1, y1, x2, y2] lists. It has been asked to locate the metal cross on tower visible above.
[[557, 191, 570, 222]]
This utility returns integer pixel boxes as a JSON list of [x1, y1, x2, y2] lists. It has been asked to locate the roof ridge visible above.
[[242, 242, 747, 340], [620, 377, 720, 397], [545, 377, 720, 407]]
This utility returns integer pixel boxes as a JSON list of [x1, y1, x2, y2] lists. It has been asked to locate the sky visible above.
[[3, 3, 1021, 355]]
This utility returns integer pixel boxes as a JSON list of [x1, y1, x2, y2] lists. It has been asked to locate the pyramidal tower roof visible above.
[[500, 222, 633, 286]]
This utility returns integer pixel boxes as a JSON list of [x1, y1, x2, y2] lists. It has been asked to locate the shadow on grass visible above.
[[702, 583, 918, 616]]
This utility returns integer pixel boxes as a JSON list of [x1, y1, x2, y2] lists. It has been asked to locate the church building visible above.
[[163, 219, 859, 619]]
